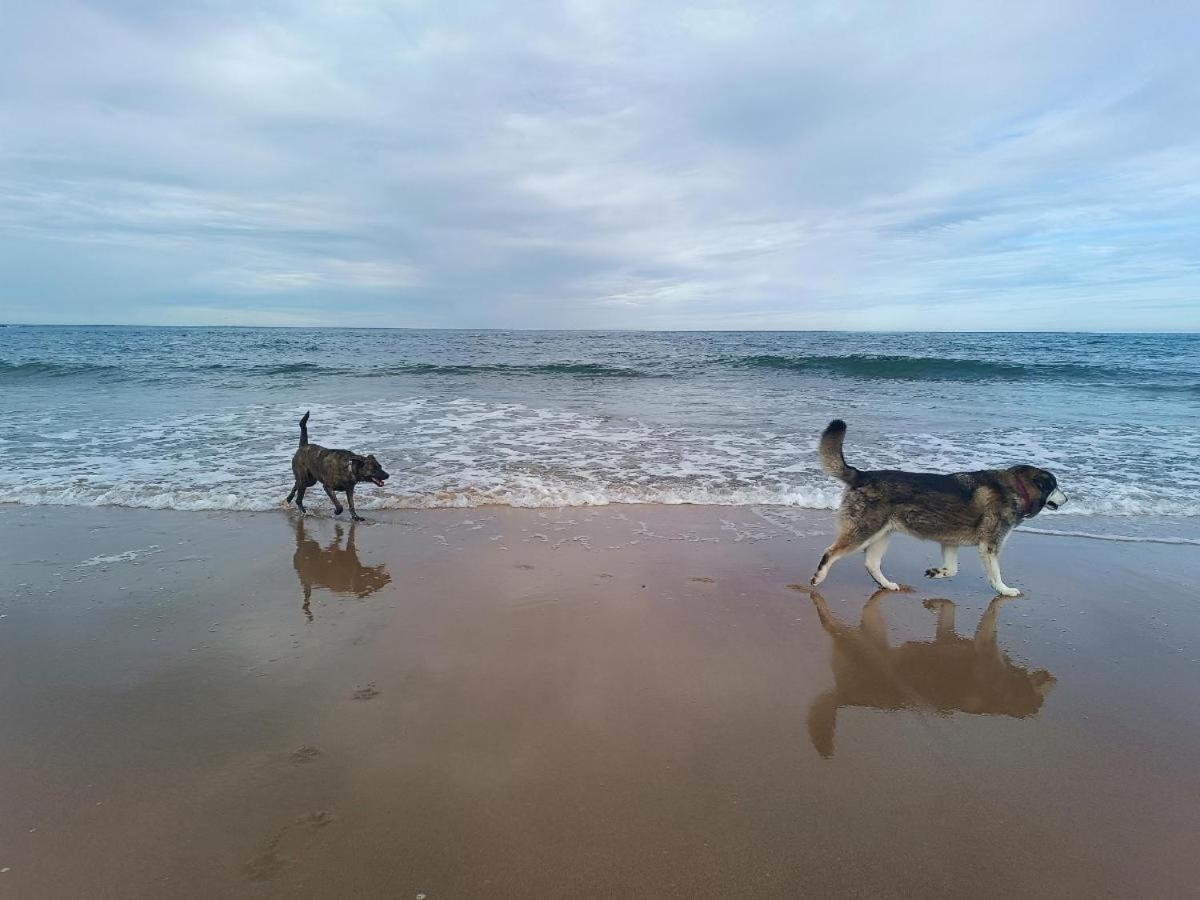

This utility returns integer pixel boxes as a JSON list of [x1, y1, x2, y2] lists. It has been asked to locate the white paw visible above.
[[997, 586, 1022, 597], [811, 571, 826, 586], [879, 580, 901, 591]]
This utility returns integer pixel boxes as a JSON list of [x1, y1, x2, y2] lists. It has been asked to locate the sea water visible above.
[[2, 327, 1197, 542]]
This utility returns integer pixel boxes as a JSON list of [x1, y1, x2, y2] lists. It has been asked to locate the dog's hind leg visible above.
[[286, 481, 298, 505], [974, 596, 1006, 651], [293, 482, 309, 514], [301, 581, 313, 623], [925, 543, 959, 579], [809, 592, 849, 636], [863, 531, 900, 591], [322, 484, 344, 516], [812, 520, 888, 586], [807, 691, 839, 759]]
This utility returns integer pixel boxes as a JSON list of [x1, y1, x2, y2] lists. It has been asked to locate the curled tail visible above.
[[298, 411, 310, 447], [819, 419, 859, 485]]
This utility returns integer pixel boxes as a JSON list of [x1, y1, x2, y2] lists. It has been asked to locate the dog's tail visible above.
[[298, 411, 310, 448], [819, 419, 859, 485]]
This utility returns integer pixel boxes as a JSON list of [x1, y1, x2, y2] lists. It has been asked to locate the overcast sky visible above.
[[1, 1, 1198, 330]]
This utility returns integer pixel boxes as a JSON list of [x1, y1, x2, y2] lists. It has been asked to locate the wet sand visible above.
[[2, 503, 1199, 897]]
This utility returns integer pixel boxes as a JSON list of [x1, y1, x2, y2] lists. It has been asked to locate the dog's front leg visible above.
[[979, 543, 1020, 597], [322, 484, 344, 516], [974, 595, 1008, 651], [345, 485, 364, 522]]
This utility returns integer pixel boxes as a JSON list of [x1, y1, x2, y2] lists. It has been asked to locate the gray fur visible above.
[[285, 411, 390, 521], [811, 420, 1065, 596]]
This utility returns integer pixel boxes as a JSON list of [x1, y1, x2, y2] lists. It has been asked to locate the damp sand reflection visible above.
[[806, 590, 1055, 757], [292, 518, 391, 621]]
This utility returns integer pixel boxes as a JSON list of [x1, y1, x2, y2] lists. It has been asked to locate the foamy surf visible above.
[[1017, 527, 1200, 546], [76, 545, 163, 567]]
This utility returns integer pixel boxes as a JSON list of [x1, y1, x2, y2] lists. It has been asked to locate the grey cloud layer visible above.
[[2, 0, 1198, 329]]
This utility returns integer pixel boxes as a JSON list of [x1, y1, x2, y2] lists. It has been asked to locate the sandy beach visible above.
[[2, 503, 1199, 897]]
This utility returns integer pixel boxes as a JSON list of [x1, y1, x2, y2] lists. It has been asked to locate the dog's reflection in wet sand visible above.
[[807, 590, 1055, 757], [292, 518, 391, 621]]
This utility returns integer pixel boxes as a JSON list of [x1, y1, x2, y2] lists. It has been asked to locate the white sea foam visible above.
[[1017, 527, 1200, 546], [1, 397, 1198, 527], [76, 545, 163, 567]]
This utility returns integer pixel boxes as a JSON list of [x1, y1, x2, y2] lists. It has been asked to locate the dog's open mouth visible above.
[[1046, 500, 1060, 510], [371, 477, 387, 487]]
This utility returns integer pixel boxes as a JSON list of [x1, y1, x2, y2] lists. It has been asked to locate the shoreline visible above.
[[3, 503, 1200, 896], [4, 498, 1198, 543]]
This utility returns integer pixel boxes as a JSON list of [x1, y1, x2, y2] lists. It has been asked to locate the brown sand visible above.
[[2, 503, 1199, 897]]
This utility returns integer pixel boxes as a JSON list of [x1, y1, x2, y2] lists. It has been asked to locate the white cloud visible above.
[[0, 0, 1198, 329]]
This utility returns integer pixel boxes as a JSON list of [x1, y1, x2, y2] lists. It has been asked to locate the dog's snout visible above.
[[1046, 487, 1067, 510]]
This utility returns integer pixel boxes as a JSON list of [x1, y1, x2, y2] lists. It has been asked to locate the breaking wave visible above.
[[0, 359, 658, 382], [7, 352, 1195, 392], [726, 353, 1179, 384], [2, 397, 1198, 521], [0, 360, 124, 379]]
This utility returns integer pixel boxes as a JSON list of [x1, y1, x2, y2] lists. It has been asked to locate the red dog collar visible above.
[[1013, 476, 1034, 517]]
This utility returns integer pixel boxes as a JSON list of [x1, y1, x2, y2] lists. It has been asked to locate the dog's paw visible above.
[[876, 580, 902, 591], [333, 507, 344, 516], [351, 515, 366, 522], [996, 586, 1022, 598], [925, 567, 949, 578]]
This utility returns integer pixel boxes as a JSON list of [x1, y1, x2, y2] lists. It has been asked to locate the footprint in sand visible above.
[[244, 850, 286, 881], [243, 811, 336, 881], [689, 576, 716, 583], [352, 683, 380, 701], [289, 745, 322, 764], [515, 563, 535, 570]]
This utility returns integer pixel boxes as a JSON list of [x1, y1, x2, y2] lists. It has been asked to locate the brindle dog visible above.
[[811, 420, 1067, 596], [285, 412, 390, 521]]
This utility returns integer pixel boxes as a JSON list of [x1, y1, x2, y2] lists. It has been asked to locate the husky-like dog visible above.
[[810, 420, 1066, 596]]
